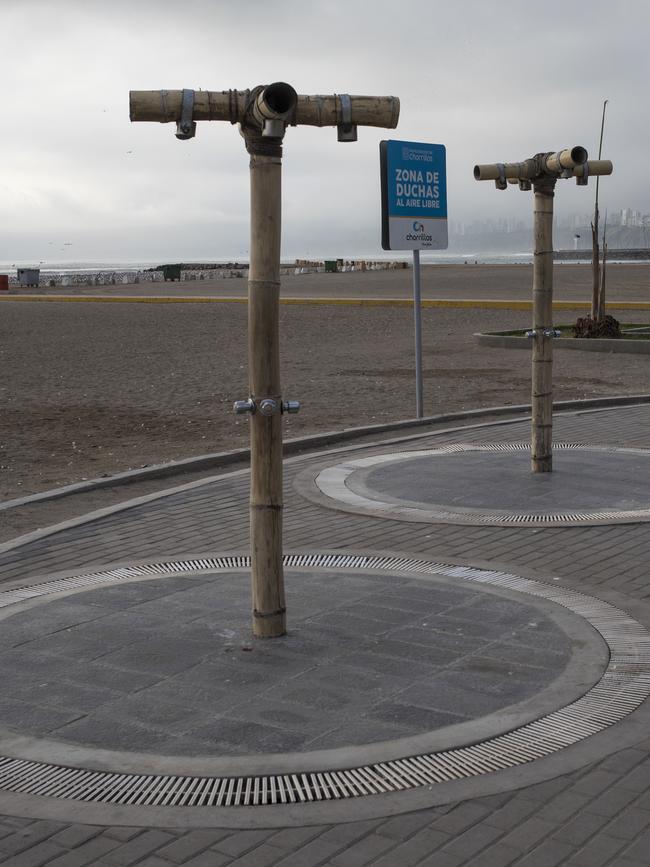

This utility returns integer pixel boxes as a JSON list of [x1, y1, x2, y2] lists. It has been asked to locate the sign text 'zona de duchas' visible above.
[[394, 168, 441, 209]]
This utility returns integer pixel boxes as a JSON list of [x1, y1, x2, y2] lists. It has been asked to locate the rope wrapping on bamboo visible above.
[[243, 131, 283, 158], [160, 90, 169, 122], [253, 606, 287, 619], [227, 88, 247, 124], [532, 178, 556, 197], [532, 153, 551, 179], [240, 86, 284, 158]]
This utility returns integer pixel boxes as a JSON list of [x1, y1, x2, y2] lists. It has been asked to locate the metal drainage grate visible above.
[[313, 444, 650, 526], [430, 442, 585, 455], [0, 554, 648, 809]]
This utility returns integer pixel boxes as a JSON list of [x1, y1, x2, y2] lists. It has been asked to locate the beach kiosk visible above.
[[162, 264, 182, 282], [17, 268, 39, 288]]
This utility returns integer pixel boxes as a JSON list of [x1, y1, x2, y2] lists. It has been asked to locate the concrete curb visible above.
[[477, 332, 650, 353], [3, 394, 650, 512], [0, 416, 541, 558]]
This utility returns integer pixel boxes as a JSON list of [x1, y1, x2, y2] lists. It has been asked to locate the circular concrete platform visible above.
[[0, 553, 649, 828], [0, 570, 576, 756], [0, 564, 586, 760], [305, 444, 650, 526]]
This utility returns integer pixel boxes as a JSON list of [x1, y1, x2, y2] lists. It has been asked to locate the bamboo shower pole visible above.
[[531, 178, 556, 473], [130, 84, 400, 637], [232, 84, 300, 639], [247, 148, 285, 637], [474, 149, 612, 474]]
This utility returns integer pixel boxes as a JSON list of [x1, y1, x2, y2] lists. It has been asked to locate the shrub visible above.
[[572, 315, 621, 339]]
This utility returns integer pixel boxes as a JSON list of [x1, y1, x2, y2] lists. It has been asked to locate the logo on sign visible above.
[[406, 225, 433, 242], [401, 146, 433, 163]]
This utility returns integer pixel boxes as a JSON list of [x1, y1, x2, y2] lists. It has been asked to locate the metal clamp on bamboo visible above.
[[474, 145, 612, 475], [175, 89, 197, 140]]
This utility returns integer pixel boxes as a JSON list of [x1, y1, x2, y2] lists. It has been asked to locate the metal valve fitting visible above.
[[258, 398, 279, 416], [233, 397, 301, 416], [233, 398, 256, 415], [576, 161, 589, 186], [525, 329, 561, 339]]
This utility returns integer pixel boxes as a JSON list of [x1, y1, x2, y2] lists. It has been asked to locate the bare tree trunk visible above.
[[531, 179, 556, 473], [592, 98, 609, 320], [599, 247, 607, 319], [598, 212, 608, 319], [248, 152, 286, 638], [591, 212, 599, 319]]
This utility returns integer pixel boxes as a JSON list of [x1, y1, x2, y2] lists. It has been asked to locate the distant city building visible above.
[[448, 205, 649, 251]]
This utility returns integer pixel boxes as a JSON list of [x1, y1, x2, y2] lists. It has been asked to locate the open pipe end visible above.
[[570, 146, 588, 165], [473, 165, 482, 180], [263, 82, 298, 116]]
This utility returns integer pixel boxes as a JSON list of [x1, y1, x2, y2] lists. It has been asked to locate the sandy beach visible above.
[[2, 263, 649, 504]]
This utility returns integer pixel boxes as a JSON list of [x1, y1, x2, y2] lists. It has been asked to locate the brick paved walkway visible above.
[[0, 404, 649, 866]]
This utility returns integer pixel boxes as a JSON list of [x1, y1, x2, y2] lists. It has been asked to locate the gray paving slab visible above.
[[0, 569, 582, 758], [0, 404, 649, 864], [351, 447, 650, 511]]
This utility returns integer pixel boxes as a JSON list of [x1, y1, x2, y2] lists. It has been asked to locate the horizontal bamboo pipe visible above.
[[474, 147, 584, 181], [130, 90, 400, 129], [474, 153, 612, 182], [573, 160, 613, 178]]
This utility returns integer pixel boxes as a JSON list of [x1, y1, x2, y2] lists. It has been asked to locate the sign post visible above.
[[380, 140, 447, 418], [412, 248, 423, 416]]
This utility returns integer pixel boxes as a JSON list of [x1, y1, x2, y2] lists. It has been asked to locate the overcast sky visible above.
[[3, 0, 649, 264]]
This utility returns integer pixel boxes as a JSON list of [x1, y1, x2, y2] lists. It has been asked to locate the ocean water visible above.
[[0, 260, 169, 275]]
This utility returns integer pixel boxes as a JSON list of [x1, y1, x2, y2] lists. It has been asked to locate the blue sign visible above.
[[380, 140, 448, 250]]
